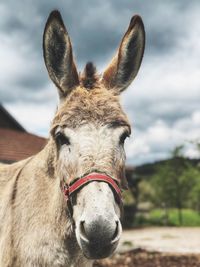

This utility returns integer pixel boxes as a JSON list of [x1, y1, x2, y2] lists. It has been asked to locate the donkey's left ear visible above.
[[102, 15, 145, 94], [43, 10, 79, 100]]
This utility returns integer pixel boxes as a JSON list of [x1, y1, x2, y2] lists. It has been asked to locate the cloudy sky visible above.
[[0, 0, 200, 165]]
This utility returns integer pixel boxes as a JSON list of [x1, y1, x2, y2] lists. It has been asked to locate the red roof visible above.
[[0, 128, 47, 162], [0, 104, 26, 132]]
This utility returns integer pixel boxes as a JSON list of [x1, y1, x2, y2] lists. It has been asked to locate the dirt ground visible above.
[[94, 249, 200, 267], [94, 228, 200, 267], [119, 227, 200, 254]]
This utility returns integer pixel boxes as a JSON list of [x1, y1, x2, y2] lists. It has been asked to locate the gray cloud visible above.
[[1, 0, 192, 67], [0, 0, 200, 164]]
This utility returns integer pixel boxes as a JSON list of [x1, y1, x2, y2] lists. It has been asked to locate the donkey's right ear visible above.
[[43, 10, 79, 100]]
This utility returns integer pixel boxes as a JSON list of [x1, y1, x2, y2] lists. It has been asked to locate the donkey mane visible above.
[[81, 62, 99, 90]]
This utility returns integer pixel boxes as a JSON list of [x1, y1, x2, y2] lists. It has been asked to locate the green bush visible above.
[[133, 209, 200, 227]]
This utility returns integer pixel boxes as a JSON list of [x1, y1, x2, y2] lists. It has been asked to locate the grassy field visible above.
[[134, 209, 200, 227]]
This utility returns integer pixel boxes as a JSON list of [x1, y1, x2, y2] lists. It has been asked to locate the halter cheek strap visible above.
[[62, 172, 122, 204]]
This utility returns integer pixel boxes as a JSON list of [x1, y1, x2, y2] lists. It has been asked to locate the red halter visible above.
[[62, 172, 122, 204]]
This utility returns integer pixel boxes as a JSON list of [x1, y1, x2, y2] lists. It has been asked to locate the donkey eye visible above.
[[55, 132, 70, 146], [119, 131, 129, 145]]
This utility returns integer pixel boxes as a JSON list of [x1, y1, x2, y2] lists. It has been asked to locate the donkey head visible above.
[[43, 10, 145, 259]]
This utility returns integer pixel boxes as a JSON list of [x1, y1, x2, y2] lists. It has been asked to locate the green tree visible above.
[[151, 145, 196, 225], [186, 140, 200, 212], [185, 165, 200, 213]]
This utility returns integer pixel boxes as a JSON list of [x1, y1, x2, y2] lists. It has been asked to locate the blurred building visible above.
[[0, 104, 46, 163]]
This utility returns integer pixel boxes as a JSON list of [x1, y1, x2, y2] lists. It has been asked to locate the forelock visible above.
[[80, 62, 100, 90]]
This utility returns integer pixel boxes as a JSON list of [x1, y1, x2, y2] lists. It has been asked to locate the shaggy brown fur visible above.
[[52, 86, 130, 132]]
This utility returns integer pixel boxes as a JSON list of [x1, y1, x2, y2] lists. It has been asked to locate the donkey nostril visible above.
[[80, 221, 86, 235], [79, 221, 89, 242], [112, 221, 118, 240], [111, 221, 121, 243]]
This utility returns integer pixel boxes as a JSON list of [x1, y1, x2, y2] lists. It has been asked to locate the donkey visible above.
[[0, 10, 145, 267]]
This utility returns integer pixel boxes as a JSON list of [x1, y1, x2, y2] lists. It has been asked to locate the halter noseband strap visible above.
[[62, 172, 122, 204]]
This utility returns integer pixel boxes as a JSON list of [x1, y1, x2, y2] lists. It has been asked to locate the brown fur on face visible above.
[[51, 85, 130, 133]]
